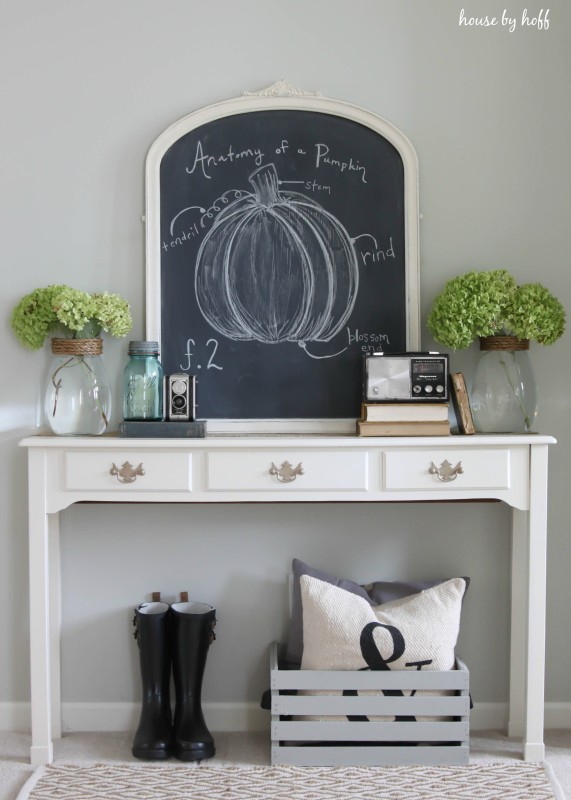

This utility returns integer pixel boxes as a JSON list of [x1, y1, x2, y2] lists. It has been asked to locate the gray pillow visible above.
[[285, 558, 469, 665]]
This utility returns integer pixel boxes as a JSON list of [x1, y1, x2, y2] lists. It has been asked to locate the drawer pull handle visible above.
[[110, 462, 145, 484], [269, 461, 304, 484], [429, 459, 464, 482]]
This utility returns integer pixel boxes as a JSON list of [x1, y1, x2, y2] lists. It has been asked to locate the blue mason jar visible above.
[[123, 341, 164, 420]]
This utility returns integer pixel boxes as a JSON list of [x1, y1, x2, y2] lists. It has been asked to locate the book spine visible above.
[[357, 420, 450, 436], [118, 420, 207, 438], [450, 373, 476, 435], [361, 403, 449, 423]]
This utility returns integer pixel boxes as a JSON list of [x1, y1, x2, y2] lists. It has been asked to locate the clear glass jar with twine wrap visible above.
[[44, 338, 112, 435], [470, 336, 538, 433]]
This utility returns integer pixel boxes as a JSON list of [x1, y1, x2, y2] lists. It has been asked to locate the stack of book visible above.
[[357, 402, 451, 436]]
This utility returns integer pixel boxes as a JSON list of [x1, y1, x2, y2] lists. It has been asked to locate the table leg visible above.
[[508, 508, 527, 739], [28, 449, 53, 766], [522, 443, 549, 762], [49, 512, 62, 739]]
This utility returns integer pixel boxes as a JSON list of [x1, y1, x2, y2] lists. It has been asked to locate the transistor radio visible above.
[[363, 353, 449, 402]]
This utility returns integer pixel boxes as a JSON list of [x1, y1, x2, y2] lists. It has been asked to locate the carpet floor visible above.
[[1, 731, 569, 800], [16, 762, 563, 800]]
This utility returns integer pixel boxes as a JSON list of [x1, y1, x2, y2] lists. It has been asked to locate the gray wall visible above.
[[1, 0, 570, 720]]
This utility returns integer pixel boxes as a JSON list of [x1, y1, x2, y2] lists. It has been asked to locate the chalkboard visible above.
[[145, 84, 420, 429]]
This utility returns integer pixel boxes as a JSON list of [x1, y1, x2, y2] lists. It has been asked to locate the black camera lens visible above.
[[172, 379, 187, 395], [172, 395, 187, 409]]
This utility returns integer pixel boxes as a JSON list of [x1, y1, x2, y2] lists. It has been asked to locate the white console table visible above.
[[21, 433, 554, 766]]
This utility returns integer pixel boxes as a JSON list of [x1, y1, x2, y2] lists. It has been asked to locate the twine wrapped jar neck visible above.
[[479, 335, 530, 352], [51, 338, 103, 356]]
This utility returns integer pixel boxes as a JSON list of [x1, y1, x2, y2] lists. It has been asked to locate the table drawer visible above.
[[65, 451, 192, 492], [383, 448, 510, 491], [206, 450, 368, 492]]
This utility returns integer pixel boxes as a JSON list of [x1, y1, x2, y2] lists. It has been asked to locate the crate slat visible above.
[[272, 744, 470, 767], [273, 694, 470, 717], [271, 670, 468, 691], [273, 720, 469, 742]]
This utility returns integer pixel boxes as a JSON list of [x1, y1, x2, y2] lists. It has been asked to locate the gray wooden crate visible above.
[[270, 641, 469, 766]]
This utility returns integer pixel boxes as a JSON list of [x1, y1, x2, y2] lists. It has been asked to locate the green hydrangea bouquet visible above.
[[11, 285, 132, 435], [427, 269, 565, 349], [11, 284, 132, 349], [427, 269, 565, 433]]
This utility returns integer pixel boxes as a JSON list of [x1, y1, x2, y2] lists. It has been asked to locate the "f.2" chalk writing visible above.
[[180, 338, 223, 372]]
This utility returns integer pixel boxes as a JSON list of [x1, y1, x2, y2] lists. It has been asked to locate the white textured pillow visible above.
[[299, 575, 467, 721], [301, 575, 466, 673]]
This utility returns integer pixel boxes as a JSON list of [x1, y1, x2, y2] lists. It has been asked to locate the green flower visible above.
[[11, 285, 65, 350], [51, 287, 96, 332], [92, 292, 133, 338], [505, 284, 566, 344], [10, 284, 133, 350], [427, 270, 565, 349]]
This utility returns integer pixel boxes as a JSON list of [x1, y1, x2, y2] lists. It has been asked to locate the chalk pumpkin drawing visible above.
[[194, 163, 359, 347]]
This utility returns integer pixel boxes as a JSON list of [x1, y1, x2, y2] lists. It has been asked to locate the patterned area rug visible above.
[[17, 762, 561, 800]]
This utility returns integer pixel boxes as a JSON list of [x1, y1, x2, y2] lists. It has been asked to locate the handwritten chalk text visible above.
[[347, 328, 390, 353], [360, 237, 395, 265], [187, 140, 265, 180], [180, 337, 223, 372], [315, 144, 367, 184]]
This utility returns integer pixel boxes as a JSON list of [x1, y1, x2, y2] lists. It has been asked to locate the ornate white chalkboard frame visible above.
[[145, 81, 420, 433]]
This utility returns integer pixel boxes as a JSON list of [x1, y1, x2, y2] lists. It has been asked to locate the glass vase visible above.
[[44, 338, 112, 435], [470, 336, 538, 433]]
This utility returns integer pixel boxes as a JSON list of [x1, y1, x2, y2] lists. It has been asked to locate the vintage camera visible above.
[[363, 352, 449, 402], [165, 373, 196, 421]]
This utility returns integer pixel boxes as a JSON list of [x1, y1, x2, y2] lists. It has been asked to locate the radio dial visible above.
[[424, 385, 433, 393], [436, 385, 444, 394], [413, 386, 422, 394]]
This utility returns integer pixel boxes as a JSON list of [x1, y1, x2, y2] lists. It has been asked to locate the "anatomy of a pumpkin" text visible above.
[[187, 140, 265, 180], [315, 144, 367, 184]]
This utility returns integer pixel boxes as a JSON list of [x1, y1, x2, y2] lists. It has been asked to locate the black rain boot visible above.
[[132, 598, 173, 760], [171, 597, 217, 761]]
